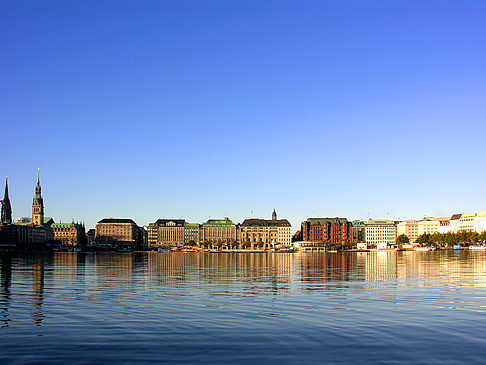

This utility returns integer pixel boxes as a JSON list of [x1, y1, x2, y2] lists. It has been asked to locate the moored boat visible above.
[[469, 245, 486, 250], [414, 246, 432, 251]]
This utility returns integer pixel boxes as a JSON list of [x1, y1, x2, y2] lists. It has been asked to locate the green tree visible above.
[[396, 234, 410, 245]]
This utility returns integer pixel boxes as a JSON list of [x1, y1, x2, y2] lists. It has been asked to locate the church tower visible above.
[[32, 169, 44, 226], [272, 208, 277, 221], [1, 177, 12, 224]]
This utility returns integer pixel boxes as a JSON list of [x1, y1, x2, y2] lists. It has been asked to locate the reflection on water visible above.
[[1, 251, 486, 363]]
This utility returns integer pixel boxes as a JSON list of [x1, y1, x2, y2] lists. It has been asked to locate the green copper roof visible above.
[[365, 219, 395, 225], [352, 220, 365, 226], [202, 219, 235, 227], [478, 210, 486, 218], [52, 223, 76, 229]]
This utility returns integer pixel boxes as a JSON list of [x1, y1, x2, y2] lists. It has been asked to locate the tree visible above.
[[480, 231, 486, 242], [416, 233, 430, 245], [396, 234, 409, 245]]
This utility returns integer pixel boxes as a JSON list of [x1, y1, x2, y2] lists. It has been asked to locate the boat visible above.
[[453, 245, 461, 250], [414, 246, 432, 251], [469, 245, 486, 250], [376, 242, 397, 251]]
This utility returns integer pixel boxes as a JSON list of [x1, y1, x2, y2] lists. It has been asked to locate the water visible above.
[[1, 251, 486, 364]]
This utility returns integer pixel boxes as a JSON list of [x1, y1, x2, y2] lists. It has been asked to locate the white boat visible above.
[[469, 245, 486, 250], [414, 246, 432, 251], [376, 242, 397, 251]]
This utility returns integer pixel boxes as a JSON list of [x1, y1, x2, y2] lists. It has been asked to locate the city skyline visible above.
[[2, 1, 485, 230], [1, 171, 484, 231]]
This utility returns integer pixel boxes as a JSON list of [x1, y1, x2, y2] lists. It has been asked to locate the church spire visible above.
[[272, 208, 277, 221], [1, 177, 12, 224]]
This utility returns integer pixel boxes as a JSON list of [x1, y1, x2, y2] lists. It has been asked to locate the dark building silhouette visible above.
[[1, 177, 12, 224]]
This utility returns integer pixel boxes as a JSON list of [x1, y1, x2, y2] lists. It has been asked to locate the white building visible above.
[[396, 220, 419, 244], [474, 210, 486, 234], [417, 218, 449, 236], [365, 220, 396, 247]]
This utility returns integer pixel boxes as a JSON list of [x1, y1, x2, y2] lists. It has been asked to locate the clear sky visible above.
[[1, 0, 485, 230]]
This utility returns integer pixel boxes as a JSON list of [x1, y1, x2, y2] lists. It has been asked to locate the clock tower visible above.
[[32, 169, 44, 226]]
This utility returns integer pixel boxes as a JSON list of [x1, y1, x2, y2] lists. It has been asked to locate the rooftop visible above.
[[202, 219, 236, 227], [305, 217, 349, 225], [241, 219, 291, 227], [97, 218, 137, 225], [365, 219, 395, 225]]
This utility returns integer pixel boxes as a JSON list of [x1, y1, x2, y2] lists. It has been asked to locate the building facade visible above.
[[95, 218, 140, 247], [301, 217, 352, 245], [352, 220, 366, 243], [475, 210, 486, 233], [184, 223, 200, 244], [396, 220, 419, 244], [365, 219, 396, 247], [52, 221, 86, 246], [147, 219, 185, 247], [199, 218, 237, 244], [240, 215, 292, 248]]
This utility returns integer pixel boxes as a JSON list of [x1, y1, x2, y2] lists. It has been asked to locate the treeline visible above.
[[415, 231, 486, 245]]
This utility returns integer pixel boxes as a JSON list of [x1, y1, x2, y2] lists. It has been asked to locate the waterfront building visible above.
[[292, 230, 302, 243], [240, 211, 292, 248], [95, 218, 141, 248], [199, 218, 237, 244], [86, 229, 96, 245], [0, 173, 55, 245], [439, 219, 451, 234], [352, 220, 366, 243], [474, 210, 486, 233], [397, 220, 419, 244], [301, 217, 352, 245], [417, 218, 448, 236], [458, 213, 477, 232], [364, 219, 396, 247], [449, 213, 462, 233], [184, 223, 200, 244], [147, 219, 185, 247], [51, 221, 86, 246]]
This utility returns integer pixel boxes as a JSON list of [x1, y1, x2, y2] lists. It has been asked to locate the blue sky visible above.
[[1, 0, 485, 230]]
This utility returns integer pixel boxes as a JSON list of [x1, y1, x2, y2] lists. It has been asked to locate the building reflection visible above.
[[31, 261, 45, 327], [145, 252, 293, 294], [0, 255, 12, 328]]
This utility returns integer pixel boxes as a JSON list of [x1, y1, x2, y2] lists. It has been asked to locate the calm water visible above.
[[1, 251, 486, 364]]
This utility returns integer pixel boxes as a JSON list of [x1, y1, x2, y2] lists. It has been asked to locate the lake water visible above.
[[1, 251, 486, 364]]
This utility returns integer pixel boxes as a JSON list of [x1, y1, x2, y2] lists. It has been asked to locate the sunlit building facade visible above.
[[364, 219, 396, 247]]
